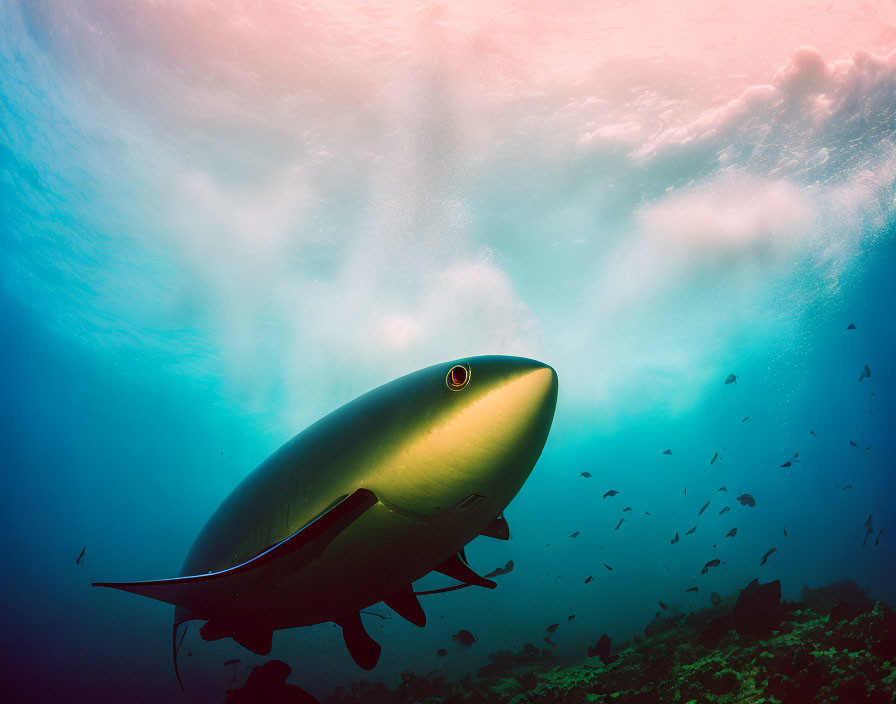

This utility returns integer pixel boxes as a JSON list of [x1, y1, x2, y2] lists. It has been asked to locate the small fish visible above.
[[783, 528, 787, 537], [546, 623, 559, 633], [865, 514, 873, 527], [662, 449, 672, 455], [759, 548, 777, 566], [670, 532, 679, 544], [710, 592, 722, 606], [686, 586, 698, 593], [437, 648, 447, 657], [698, 501, 710, 516], [452, 629, 477, 647], [736, 494, 756, 507], [742, 416, 750, 423], [724, 374, 737, 385], [718, 486, 727, 492], [658, 601, 668, 610], [76, 546, 86, 565], [710, 452, 719, 465], [726, 528, 737, 537], [603, 490, 619, 499], [842, 484, 853, 491], [810, 429, 817, 436], [684, 487, 687, 495], [718, 506, 730, 515], [863, 527, 874, 546], [484, 560, 514, 578], [224, 659, 241, 666], [623, 506, 632, 512], [569, 531, 580, 538], [849, 440, 857, 447], [875, 528, 884, 546], [580, 472, 592, 478], [615, 518, 624, 530], [585, 576, 594, 584], [543, 636, 556, 648], [780, 461, 791, 468], [704, 558, 720, 569], [859, 364, 871, 382], [847, 323, 856, 330], [685, 526, 697, 536], [587, 633, 616, 664], [793, 452, 799, 458], [603, 563, 613, 571], [568, 614, 575, 621]]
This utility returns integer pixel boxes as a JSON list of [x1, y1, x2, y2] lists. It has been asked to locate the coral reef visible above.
[[327, 579, 896, 704]]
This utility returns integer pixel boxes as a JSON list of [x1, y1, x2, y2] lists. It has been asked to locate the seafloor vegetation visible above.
[[323, 579, 896, 704]]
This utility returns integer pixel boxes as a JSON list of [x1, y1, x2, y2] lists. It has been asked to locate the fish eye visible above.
[[446, 364, 470, 391]]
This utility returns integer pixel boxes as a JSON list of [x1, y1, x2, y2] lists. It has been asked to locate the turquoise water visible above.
[[2, 4, 895, 702]]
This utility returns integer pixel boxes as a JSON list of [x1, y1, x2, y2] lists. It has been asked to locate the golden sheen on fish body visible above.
[[94, 355, 558, 687]]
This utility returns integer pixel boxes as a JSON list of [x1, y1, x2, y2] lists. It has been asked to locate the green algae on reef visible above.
[[327, 579, 896, 704]]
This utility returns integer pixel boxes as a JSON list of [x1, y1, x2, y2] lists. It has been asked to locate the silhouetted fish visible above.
[[584, 576, 593, 584], [452, 630, 477, 647], [810, 429, 817, 436], [725, 374, 737, 385], [759, 548, 777, 566], [484, 560, 514, 579], [842, 485, 853, 491], [847, 323, 856, 330], [859, 364, 871, 382], [569, 531, 580, 538], [684, 488, 687, 495], [736, 494, 756, 507], [718, 486, 727, 492], [719, 506, 730, 515], [543, 636, 556, 647], [623, 507, 632, 512], [863, 527, 874, 546], [726, 528, 737, 537], [76, 546, 86, 565], [686, 586, 698, 593], [686, 526, 697, 535], [437, 649, 447, 656], [663, 449, 672, 455], [224, 659, 241, 666], [780, 461, 791, 468], [875, 528, 884, 546], [698, 501, 710, 516], [865, 514, 873, 527], [671, 532, 679, 544], [615, 518, 624, 530], [710, 592, 722, 606], [704, 559, 720, 569], [603, 490, 619, 499], [742, 416, 750, 423], [658, 601, 668, 610], [546, 623, 559, 633], [849, 440, 857, 447], [568, 614, 575, 621], [603, 563, 613, 571], [710, 452, 719, 465], [580, 472, 592, 478], [587, 633, 616, 664]]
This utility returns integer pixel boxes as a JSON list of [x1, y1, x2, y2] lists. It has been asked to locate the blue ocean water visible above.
[[2, 4, 896, 702]]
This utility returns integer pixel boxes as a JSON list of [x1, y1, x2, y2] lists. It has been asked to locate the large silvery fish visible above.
[[94, 355, 558, 687]]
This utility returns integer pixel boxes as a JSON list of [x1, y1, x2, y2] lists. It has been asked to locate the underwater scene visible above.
[[3, 2, 896, 703]]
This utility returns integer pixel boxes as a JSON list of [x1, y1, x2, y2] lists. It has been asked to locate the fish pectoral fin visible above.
[[92, 488, 379, 609], [335, 613, 381, 670], [481, 514, 510, 540], [434, 553, 497, 590], [383, 585, 426, 627]]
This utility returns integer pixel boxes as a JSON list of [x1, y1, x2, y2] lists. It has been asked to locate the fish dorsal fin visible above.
[[93, 488, 378, 610], [434, 553, 497, 590], [383, 585, 426, 627], [335, 612, 381, 670], [481, 514, 510, 540]]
